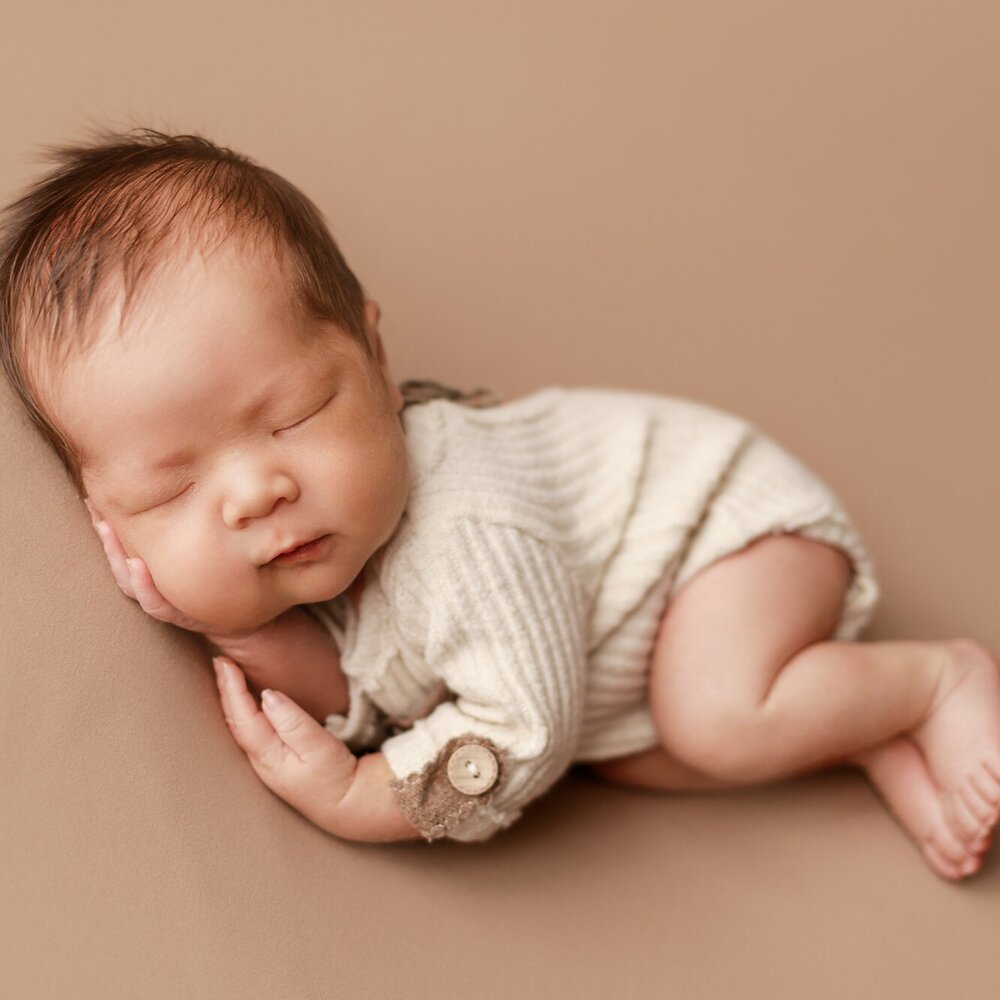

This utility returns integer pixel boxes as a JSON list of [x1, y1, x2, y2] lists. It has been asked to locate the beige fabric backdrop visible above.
[[1, 2, 997, 998]]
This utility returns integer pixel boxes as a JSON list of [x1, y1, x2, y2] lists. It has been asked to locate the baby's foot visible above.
[[850, 737, 991, 880], [908, 639, 1000, 860]]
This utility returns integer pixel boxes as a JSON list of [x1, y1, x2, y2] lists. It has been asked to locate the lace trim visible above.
[[399, 378, 502, 410]]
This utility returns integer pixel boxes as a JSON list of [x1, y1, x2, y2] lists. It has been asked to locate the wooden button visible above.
[[446, 744, 499, 795]]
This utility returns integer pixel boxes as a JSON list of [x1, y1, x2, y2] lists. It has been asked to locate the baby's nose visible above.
[[221, 470, 299, 527]]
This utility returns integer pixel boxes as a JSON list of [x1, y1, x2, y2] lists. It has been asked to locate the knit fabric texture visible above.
[[303, 386, 882, 842]]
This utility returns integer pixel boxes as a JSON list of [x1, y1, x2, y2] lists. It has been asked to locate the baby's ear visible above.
[[363, 299, 381, 333]]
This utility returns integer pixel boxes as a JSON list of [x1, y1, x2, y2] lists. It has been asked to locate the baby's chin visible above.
[[160, 561, 351, 635], [188, 585, 342, 636]]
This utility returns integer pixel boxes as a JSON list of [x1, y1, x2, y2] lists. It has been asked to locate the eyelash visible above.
[[146, 481, 191, 508], [165, 483, 193, 505], [279, 397, 329, 433]]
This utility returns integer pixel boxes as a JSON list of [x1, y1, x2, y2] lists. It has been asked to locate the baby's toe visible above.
[[953, 770, 1000, 843], [970, 830, 992, 855], [947, 788, 991, 843], [926, 816, 980, 870], [922, 839, 970, 881], [983, 754, 1000, 785], [969, 759, 1000, 809]]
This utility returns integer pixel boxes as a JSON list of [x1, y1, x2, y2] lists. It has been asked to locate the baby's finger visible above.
[[127, 556, 179, 621], [258, 687, 348, 766], [94, 520, 136, 598], [213, 656, 288, 773]]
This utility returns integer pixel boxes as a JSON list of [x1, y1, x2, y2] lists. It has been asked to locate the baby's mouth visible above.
[[268, 534, 332, 565]]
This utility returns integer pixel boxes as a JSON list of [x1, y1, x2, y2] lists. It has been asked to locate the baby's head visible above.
[[0, 127, 409, 633]]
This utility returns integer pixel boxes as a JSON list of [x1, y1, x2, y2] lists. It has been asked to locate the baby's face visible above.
[[57, 240, 409, 634]]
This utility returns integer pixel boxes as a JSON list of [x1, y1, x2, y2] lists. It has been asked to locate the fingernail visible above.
[[261, 689, 282, 711], [212, 657, 227, 678]]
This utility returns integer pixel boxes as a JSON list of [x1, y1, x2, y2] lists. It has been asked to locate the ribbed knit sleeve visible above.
[[379, 515, 588, 843]]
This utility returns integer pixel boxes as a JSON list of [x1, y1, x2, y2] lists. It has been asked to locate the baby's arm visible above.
[[203, 607, 349, 724]]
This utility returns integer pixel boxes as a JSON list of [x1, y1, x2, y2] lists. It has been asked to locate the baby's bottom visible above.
[[587, 531, 1000, 881]]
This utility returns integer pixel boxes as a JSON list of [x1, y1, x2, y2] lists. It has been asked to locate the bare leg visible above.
[[661, 637, 1000, 881], [755, 637, 1000, 860], [745, 638, 946, 781], [646, 534, 1000, 881], [587, 744, 736, 792], [661, 636, 946, 783], [591, 730, 996, 881]]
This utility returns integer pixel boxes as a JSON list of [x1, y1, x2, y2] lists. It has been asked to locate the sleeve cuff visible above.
[[382, 725, 520, 842]]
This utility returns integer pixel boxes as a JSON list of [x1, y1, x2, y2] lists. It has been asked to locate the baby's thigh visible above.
[[647, 532, 852, 752]]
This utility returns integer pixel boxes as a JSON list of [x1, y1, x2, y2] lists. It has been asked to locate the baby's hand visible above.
[[85, 500, 241, 637], [213, 654, 357, 833]]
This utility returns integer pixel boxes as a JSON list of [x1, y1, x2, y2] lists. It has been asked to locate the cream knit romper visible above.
[[304, 387, 881, 843]]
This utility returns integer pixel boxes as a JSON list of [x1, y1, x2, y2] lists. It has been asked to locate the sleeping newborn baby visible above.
[[2, 127, 998, 880]]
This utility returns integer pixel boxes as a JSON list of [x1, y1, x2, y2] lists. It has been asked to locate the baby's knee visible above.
[[658, 702, 770, 784]]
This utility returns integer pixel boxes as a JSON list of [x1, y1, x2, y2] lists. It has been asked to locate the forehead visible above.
[[55, 241, 352, 495]]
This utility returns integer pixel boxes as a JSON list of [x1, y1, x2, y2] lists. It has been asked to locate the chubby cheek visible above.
[[138, 526, 270, 632], [338, 426, 409, 536]]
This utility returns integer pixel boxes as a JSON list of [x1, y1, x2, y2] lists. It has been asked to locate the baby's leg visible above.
[[646, 532, 1000, 880], [587, 744, 736, 791]]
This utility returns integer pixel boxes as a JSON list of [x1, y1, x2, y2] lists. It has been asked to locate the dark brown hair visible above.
[[0, 125, 375, 496]]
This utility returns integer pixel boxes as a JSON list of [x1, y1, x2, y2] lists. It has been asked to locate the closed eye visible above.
[[278, 396, 331, 433], [132, 481, 193, 514]]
